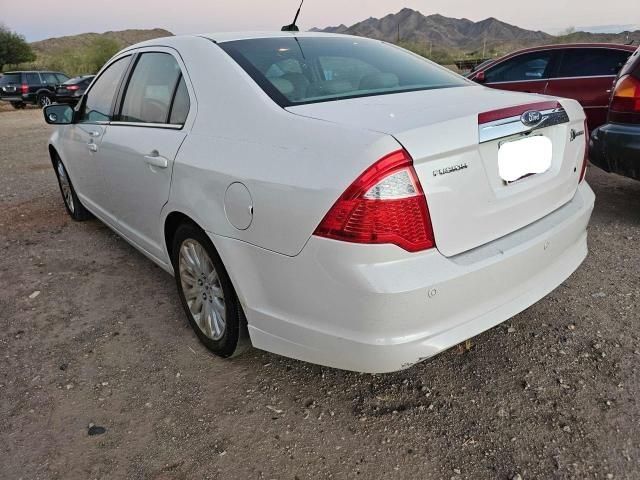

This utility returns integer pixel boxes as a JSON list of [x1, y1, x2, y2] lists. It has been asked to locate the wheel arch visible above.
[[48, 144, 60, 167], [164, 211, 201, 265]]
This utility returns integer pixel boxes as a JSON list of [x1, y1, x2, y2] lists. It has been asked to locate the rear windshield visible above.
[[64, 76, 87, 85], [0, 73, 21, 85], [219, 36, 469, 107]]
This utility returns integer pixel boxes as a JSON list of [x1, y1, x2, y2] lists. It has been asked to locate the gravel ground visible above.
[[1, 109, 639, 480]]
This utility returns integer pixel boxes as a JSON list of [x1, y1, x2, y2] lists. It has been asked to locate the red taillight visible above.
[[608, 74, 640, 123], [66, 85, 80, 91], [313, 149, 435, 252], [579, 120, 589, 183], [20, 84, 28, 94]]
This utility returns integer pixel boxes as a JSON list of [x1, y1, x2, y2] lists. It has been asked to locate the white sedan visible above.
[[43, 32, 594, 373]]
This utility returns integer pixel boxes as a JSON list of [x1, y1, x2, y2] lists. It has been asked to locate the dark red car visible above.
[[469, 43, 637, 131]]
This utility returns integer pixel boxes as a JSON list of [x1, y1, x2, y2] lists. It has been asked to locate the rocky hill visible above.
[[30, 28, 173, 58], [312, 8, 639, 60]]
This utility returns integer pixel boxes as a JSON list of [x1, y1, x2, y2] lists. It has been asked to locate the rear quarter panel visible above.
[[162, 37, 398, 257]]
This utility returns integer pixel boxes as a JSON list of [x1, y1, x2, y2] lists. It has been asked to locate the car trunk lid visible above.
[[288, 86, 587, 256]]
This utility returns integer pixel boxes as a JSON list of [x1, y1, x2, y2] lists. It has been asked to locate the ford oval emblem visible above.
[[521, 110, 543, 127]]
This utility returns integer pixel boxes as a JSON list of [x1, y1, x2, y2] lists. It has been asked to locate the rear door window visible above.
[[168, 76, 190, 125], [556, 48, 632, 78], [119, 52, 184, 124], [484, 51, 553, 83], [25, 73, 41, 85], [80, 56, 131, 123]]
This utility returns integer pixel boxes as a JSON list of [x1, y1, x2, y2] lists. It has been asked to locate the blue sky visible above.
[[3, 0, 638, 41]]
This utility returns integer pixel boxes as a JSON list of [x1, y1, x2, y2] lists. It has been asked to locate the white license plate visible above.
[[498, 135, 552, 183]]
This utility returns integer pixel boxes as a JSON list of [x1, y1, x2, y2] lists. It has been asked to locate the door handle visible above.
[[89, 130, 101, 137], [144, 153, 169, 169], [87, 143, 98, 152]]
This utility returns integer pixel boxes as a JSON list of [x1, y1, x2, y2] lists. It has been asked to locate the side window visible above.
[[81, 56, 130, 123], [120, 52, 184, 124], [41, 72, 60, 85], [25, 73, 41, 85], [556, 49, 632, 78], [484, 52, 553, 83], [169, 76, 190, 125], [55, 73, 70, 83]]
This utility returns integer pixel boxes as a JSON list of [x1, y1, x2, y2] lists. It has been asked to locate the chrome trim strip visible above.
[[109, 121, 183, 130], [479, 107, 570, 144], [486, 74, 616, 86]]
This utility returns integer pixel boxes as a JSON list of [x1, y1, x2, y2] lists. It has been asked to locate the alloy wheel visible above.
[[56, 161, 75, 213], [178, 239, 226, 341]]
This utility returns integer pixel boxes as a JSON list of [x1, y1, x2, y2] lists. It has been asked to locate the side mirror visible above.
[[43, 104, 74, 125], [474, 71, 486, 83]]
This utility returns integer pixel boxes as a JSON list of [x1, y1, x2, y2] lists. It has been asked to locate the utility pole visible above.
[[482, 37, 487, 59], [397, 23, 401, 43]]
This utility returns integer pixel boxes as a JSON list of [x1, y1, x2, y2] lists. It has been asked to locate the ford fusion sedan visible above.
[[43, 33, 594, 373]]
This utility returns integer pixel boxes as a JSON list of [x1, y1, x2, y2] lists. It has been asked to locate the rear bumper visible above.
[[211, 182, 595, 373], [590, 122, 640, 181], [54, 95, 80, 105]]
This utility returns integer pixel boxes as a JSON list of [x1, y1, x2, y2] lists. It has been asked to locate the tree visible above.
[[0, 25, 36, 71]]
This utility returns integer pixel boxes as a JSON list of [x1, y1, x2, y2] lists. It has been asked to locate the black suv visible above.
[[590, 46, 640, 181], [0, 70, 70, 108]]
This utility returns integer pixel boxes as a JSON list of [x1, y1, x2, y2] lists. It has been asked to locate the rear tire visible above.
[[38, 93, 53, 108], [52, 154, 92, 221], [172, 223, 249, 358], [11, 101, 26, 109]]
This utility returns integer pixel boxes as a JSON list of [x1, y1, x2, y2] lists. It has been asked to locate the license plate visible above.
[[2, 86, 16, 92], [498, 135, 552, 183]]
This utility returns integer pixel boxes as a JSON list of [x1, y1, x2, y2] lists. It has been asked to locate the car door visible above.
[[59, 55, 132, 211], [544, 47, 632, 130], [96, 49, 193, 259], [481, 50, 557, 94]]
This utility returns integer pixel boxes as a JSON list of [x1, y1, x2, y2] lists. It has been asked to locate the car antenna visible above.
[[281, 0, 304, 32]]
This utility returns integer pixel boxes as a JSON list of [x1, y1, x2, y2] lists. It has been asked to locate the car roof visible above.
[[503, 43, 638, 55], [3, 70, 65, 74], [124, 31, 363, 51], [200, 31, 353, 43]]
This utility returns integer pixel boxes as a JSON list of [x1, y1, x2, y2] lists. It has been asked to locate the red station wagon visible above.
[[469, 43, 637, 131]]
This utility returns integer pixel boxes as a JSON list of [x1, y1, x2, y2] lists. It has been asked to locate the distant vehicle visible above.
[[55, 75, 95, 105], [0, 70, 70, 108], [468, 44, 637, 131], [590, 45, 640, 181], [42, 32, 594, 373]]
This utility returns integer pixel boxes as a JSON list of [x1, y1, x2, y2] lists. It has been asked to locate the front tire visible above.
[[53, 155, 92, 221], [172, 223, 249, 358]]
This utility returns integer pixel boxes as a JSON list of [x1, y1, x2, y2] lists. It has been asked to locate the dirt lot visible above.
[[0, 108, 638, 480]]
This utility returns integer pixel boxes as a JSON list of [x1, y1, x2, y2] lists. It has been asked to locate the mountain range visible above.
[[312, 8, 640, 60]]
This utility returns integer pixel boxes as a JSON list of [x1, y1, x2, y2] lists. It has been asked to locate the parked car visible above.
[[468, 44, 636, 131], [55, 75, 95, 105], [0, 70, 70, 108], [590, 45, 640, 181], [43, 33, 594, 373]]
